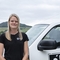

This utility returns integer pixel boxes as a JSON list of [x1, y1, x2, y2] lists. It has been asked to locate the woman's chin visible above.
[[11, 27, 17, 29]]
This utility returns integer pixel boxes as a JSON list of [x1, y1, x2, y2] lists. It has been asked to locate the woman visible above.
[[0, 14, 29, 60]]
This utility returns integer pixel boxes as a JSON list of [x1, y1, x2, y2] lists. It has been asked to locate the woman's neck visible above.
[[10, 29, 18, 35]]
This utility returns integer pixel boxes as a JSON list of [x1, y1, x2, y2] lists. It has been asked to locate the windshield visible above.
[[26, 24, 49, 46]]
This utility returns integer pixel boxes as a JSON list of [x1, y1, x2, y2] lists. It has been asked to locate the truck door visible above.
[[38, 25, 60, 60]]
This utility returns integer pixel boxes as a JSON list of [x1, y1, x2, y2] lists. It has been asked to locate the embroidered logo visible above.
[[17, 37, 20, 40]]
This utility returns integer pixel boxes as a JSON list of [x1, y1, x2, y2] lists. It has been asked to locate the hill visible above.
[[0, 22, 32, 33], [0, 21, 31, 27]]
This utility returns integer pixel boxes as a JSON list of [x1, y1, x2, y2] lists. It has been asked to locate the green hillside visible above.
[[0, 21, 31, 27], [0, 22, 32, 34]]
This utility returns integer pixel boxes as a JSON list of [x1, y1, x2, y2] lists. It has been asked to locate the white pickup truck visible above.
[[26, 22, 60, 60]]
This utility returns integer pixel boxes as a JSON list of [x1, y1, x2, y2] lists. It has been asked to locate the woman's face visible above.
[[9, 16, 19, 30]]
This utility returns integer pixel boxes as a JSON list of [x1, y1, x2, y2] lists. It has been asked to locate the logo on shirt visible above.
[[17, 37, 20, 40]]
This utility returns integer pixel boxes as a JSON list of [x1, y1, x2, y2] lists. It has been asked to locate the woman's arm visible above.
[[0, 43, 6, 60], [22, 41, 29, 60]]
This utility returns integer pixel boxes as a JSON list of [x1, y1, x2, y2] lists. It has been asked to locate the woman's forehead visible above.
[[10, 16, 18, 20]]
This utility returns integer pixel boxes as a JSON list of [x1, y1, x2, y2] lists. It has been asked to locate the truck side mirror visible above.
[[37, 40, 57, 51]]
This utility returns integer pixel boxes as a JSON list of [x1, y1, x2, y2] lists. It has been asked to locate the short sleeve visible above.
[[22, 32, 29, 42], [0, 33, 5, 44]]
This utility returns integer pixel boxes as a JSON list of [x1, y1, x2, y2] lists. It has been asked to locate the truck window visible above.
[[26, 24, 49, 46], [43, 25, 60, 43]]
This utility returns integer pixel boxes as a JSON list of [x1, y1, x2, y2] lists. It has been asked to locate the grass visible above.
[[20, 27, 31, 32], [0, 27, 7, 31], [0, 27, 31, 34]]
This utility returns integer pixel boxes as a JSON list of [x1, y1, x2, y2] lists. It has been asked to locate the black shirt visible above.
[[0, 32, 29, 60]]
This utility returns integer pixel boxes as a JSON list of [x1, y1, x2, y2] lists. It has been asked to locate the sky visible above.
[[0, 0, 60, 26]]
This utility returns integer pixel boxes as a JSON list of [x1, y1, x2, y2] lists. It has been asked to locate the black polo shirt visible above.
[[0, 32, 29, 60]]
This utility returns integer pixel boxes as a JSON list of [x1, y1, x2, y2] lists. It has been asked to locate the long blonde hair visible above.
[[5, 14, 23, 41]]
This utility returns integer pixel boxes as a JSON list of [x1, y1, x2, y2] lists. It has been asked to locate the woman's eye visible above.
[[11, 20, 14, 22], [15, 21, 18, 23], [10, 20, 18, 23]]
